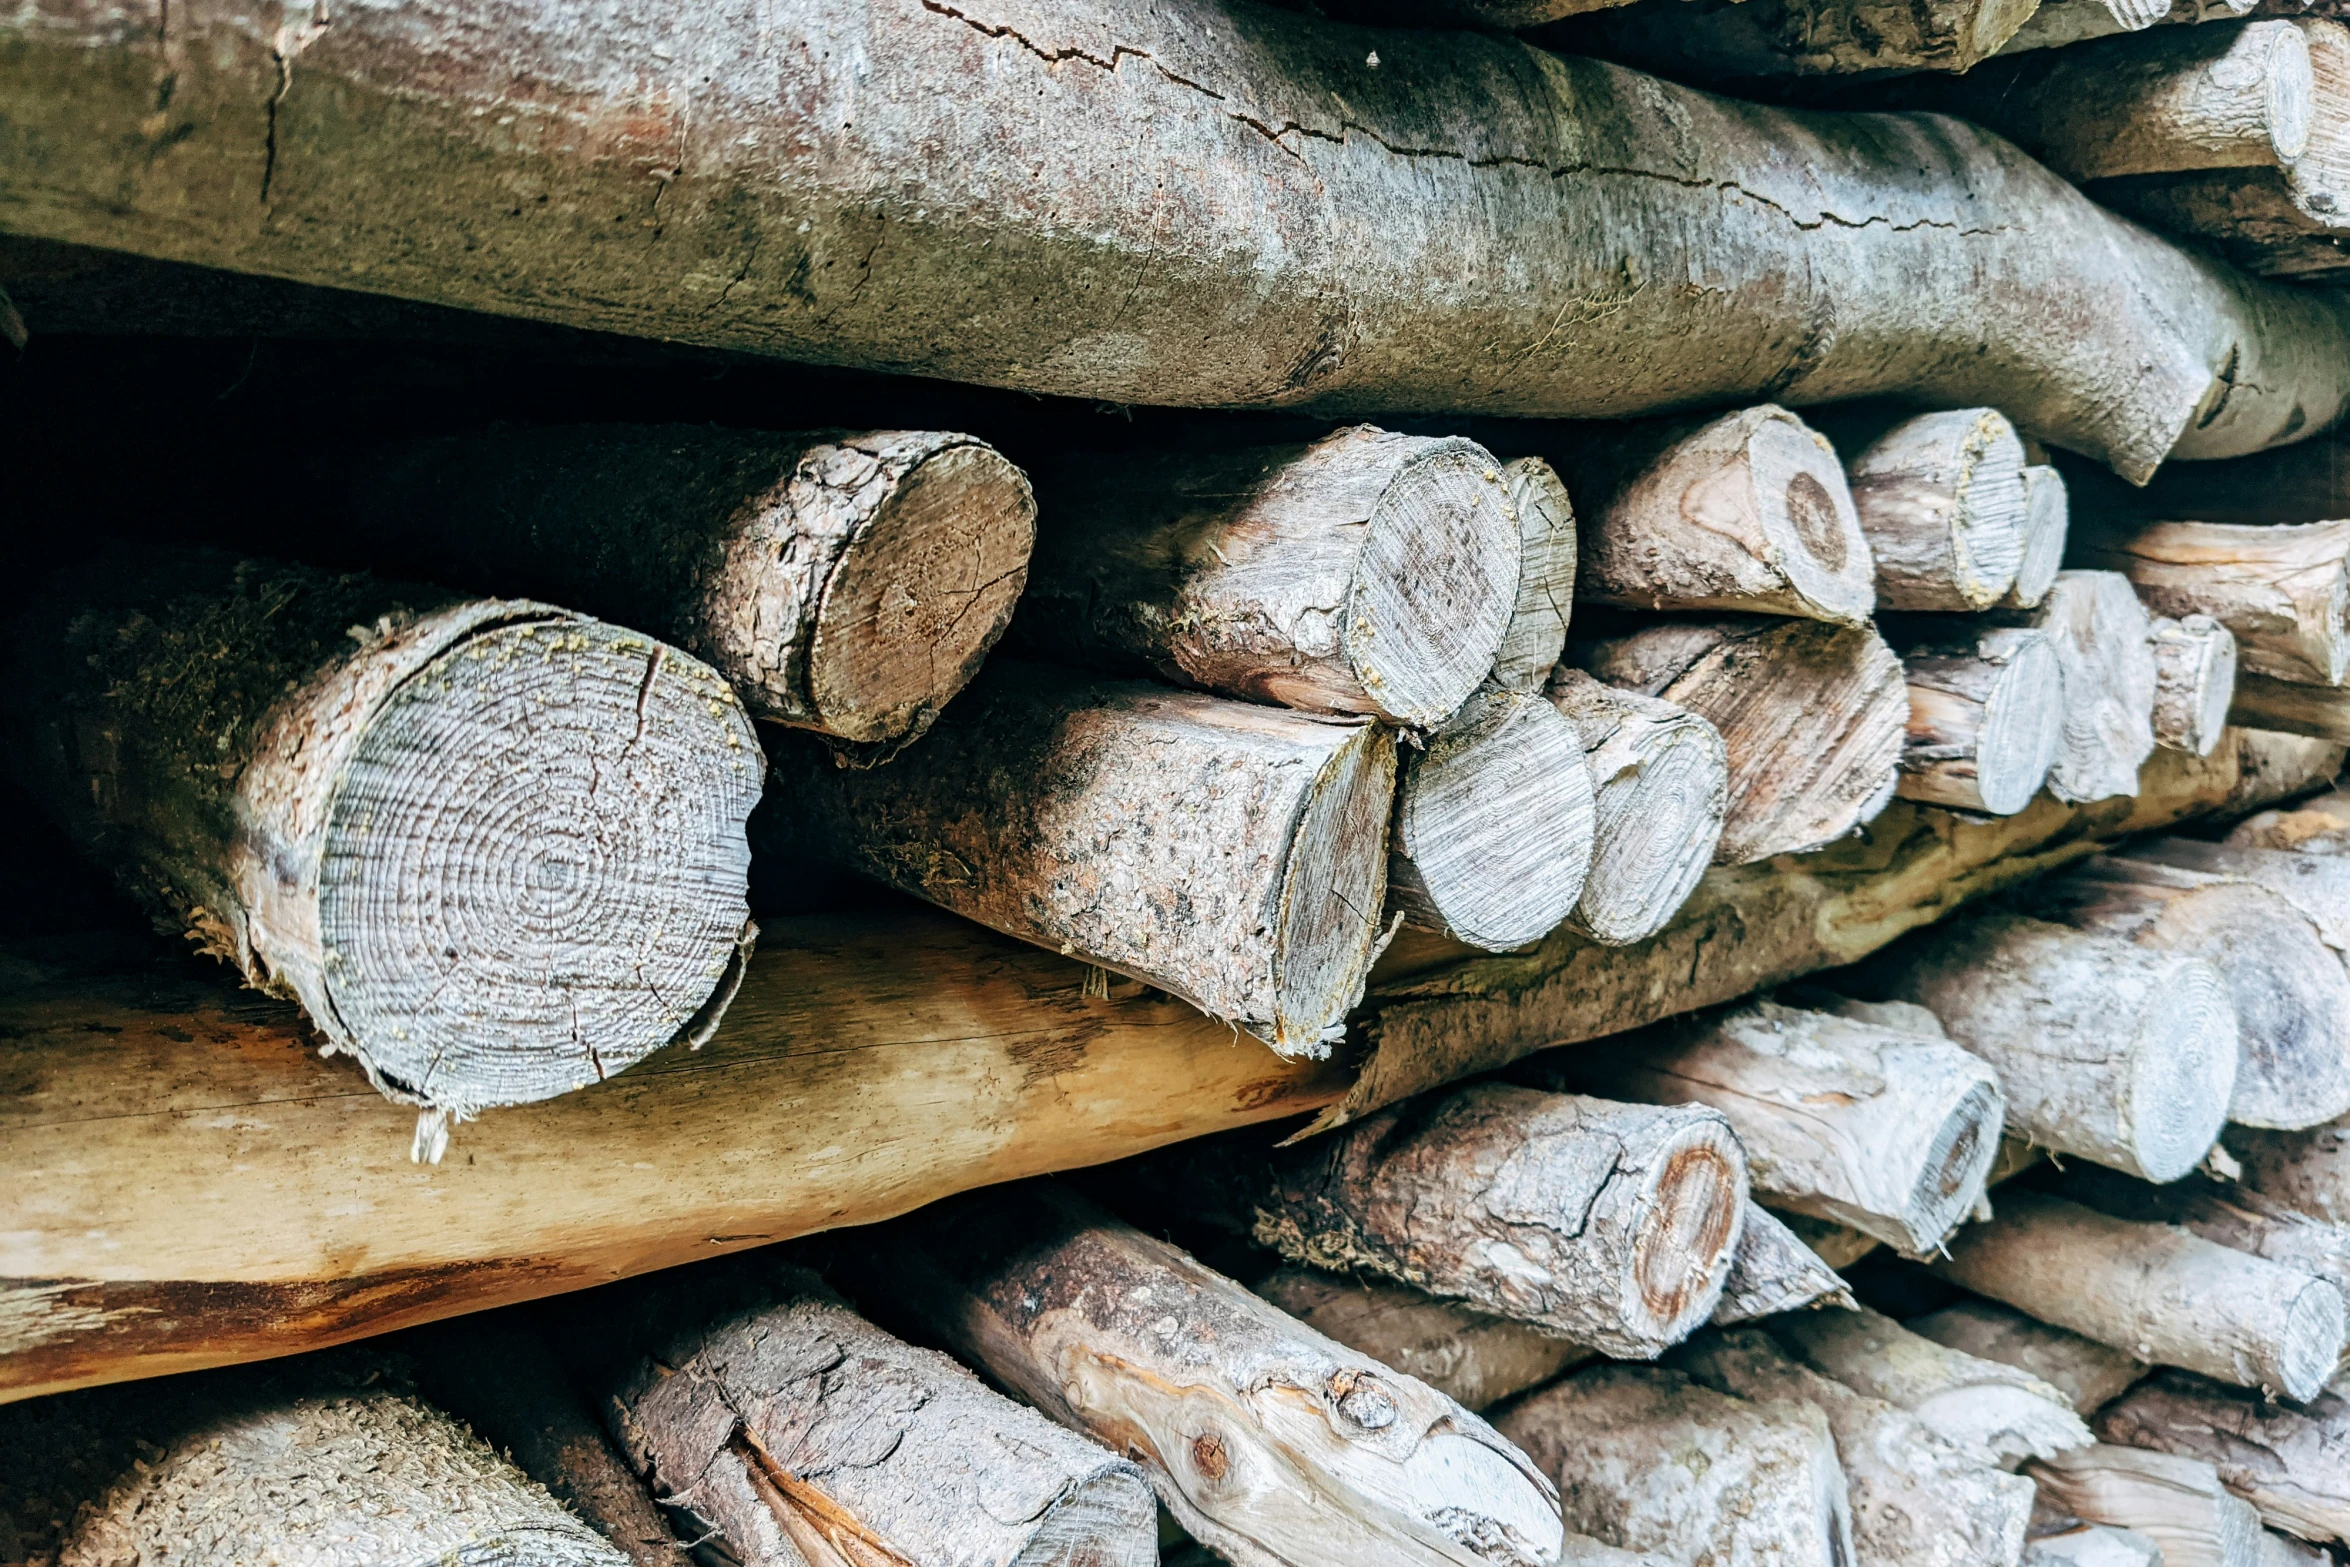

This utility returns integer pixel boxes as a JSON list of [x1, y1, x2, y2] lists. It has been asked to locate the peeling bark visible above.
[[2100, 1371, 2350, 1546]]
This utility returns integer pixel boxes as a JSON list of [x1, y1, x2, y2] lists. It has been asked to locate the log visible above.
[[332, 426, 1036, 754], [1240, 1083, 1749, 1358], [763, 659, 1397, 1059], [1530, 998, 2004, 1255], [2128, 434, 2350, 524], [1529, 407, 1874, 625], [5, 551, 762, 1129], [1556, 0, 2046, 76], [2070, 517, 2350, 687], [1540, 669, 1727, 946], [1388, 685, 1596, 951], [2114, 836, 2350, 953], [1715, 1205, 1860, 1323], [2030, 1445, 2268, 1567], [1896, 625, 2066, 816], [594, 1255, 1156, 1567], [1570, 617, 1907, 864], [1869, 912, 2239, 1181], [1016, 428, 1522, 729], [1492, 457, 1581, 693], [2057, 1164, 2350, 1305], [2002, 0, 2245, 53], [2224, 1114, 2350, 1224], [10, 2, 2350, 480], [2037, 853, 2350, 1130], [2232, 671, 2350, 741], [1252, 1267, 1594, 1412], [1847, 409, 2031, 612], [1931, 1191, 2349, 1402], [2229, 785, 2350, 853], [1676, 1328, 2036, 1567], [2153, 615, 2240, 756], [838, 1183, 1569, 1567], [1995, 571, 2159, 806], [1910, 1300, 2150, 1417], [1496, 1364, 1856, 1567], [2007, 466, 2072, 612], [2027, 1523, 2166, 1567], [2100, 1370, 2350, 1545]]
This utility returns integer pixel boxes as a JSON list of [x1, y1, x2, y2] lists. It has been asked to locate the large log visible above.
[[1909, 1298, 2151, 1416], [2100, 1370, 2350, 1545], [1931, 1190, 2348, 1402], [332, 426, 1036, 754], [1492, 457, 1581, 693], [1896, 624, 2065, 816], [2152, 615, 2240, 756], [0, 909, 1345, 1405], [1252, 1268, 1594, 1412], [2030, 1445, 2267, 1567], [2114, 836, 2350, 953], [2070, 517, 2350, 687], [1570, 617, 1906, 864], [1998, 571, 2160, 806], [4, 551, 762, 1132], [1016, 428, 1521, 729], [1847, 409, 2031, 612], [764, 659, 1396, 1059], [838, 1184, 1569, 1567], [8, 0, 2350, 480]]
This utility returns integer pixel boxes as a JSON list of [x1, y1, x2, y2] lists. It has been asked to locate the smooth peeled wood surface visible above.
[[2009, 465, 2071, 611], [1253, 1268, 1594, 1413], [1898, 625, 2066, 816], [337, 426, 1036, 751], [2002, 571, 2158, 806], [2030, 1445, 2268, 1567], [1389, 686, 1596, 951], [2101, 1371, 2350, 1545], [1492, 457, 1579, 692], [7, 553, 762, 1121], [1848, 409, 2031, 612], [2073, 518, 2350, 687], [845, 1185, 1569, 1567], [1909, 1298, 2152, 1417], [2153, 615, 2240, 756], [766, 660, 1395, 1059], [1934, 1191, 2348, 1403], [1018, 428, 1520, 728], [1714, 1207, 1857, 1323]]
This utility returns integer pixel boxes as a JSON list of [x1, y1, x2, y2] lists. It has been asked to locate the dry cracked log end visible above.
[[1896, 623, 2065, 816], [1849, 409, 2032, 612], [2151, 615, 2240, 757]]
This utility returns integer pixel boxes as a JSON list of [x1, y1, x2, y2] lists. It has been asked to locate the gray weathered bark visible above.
[[2153, 615, 2240, 756], [1994, 571, 2160, 807], [1898, 625, 2066, 816], [1492, 458, 1580, 694], [1849, 409, 2031, 612], [2072, 517, 2350, 688], [2030, 1445, 2268, 1567], [1715, 1206, 1859, 1323], [2059, 1164, 2350, 1315], [1252, 1268, 1594, 1413], [2100, 1370, 2350, 1545], [2008, 466, 2072, 612], [1561, 0, 2045, 76], [1909, 1298, 2151, 1417], [2000, 0, 2246, 54]]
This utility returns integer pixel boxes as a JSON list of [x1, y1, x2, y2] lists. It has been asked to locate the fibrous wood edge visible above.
[[1252, 1267, 1594, 1413], [2072, 516, 2350, 687], [1909, 1297, 2151, 1417], [2029, 1444, 2267, 1567], [1848, 409, 2031, 612], [2100, 1370, 2350, 1546], [1897, 624, 2066, 816], [2007, 465, 2071, 611], [1995, 570, 2159, 806], [2153, 614, 2241, 756], [1491, 457, 1579, 693], [1713, 1206, 1858, 1323]]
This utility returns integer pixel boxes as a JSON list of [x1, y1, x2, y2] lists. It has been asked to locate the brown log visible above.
[[1848, 409, 2031, 612], [2153, 614, 2240, 756], [333, 426, 1035, 754], [839, 1184, 1569, 1567], [1897, 624, 2065, 816], [5, 550, 762, 1131], [1017, 428, 1522, 729], [2232, 671, 2350, 740], [2229, 784, 2350, 853], [1909, 1298, 2151, 1417], [1252, 1267, 1594, 1413], [1492, 457, 1581, 693], [2224, 1112, 2350, 1224], [1996, 570, 2160, 806], [2008, 465, 2072, 611], [2071, 516, 2350, 687], [764, 659, 1396, 1059], [1570, 617, 1907, 864], [2100, 1370, 2350, 1545], [2030, 1445, 2268, 1567], [1715, 1206, 1860, 1323]]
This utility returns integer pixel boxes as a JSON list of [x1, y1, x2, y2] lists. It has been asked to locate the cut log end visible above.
[[2278, 1278, 2348, 1403], [1490, 456, 1579, 693], [1545, 669, 1727, 947], [1275, 720, 1400, 1057], [1898, 626, 2064, 816], [1633, 1118, 1752, 1342], [2007, 465, 2070, 610], [2152, 615, 2239, 758], [1745, 409, 1877, 626], [1851, 409, 2030, 612], [2127, 954, 2244, 1182], [1347, 441, 1523, 728]]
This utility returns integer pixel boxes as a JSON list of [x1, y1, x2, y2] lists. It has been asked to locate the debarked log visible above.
[[1493, 456, 1582, 692], [2030, 1444, 2267, 1567], [2056, 1163, 2350, 1319], [2099, 1370, 2350, 1546], [2070, 516, 2350, 687], [1895, 624, 2065, 816], [2153, 615, 2240, 756], [1996, 570, 2159, 806], [1252, 1268, 1595, 1413]]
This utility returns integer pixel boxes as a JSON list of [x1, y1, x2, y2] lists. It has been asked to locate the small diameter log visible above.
[[7, 552, 761, 1126], [1389, 685, 1596, 951], [1848, 409, 2031, 612], [337, 426, 1035, 753], [2007, 465, 2072, 611], [2153, 615, 2240, 756], [844, 1184, 1568, 1567], [1245, 1083, 1749, 1358], [1497, 1364, 1855, 1567], [1535, 406, 1874, 625], [2071, 517, 2350, 687], [1897, 625, 2065, 816], [1998, 570, 2160, 805], [598, 1257, 1155, 1567], [1491, 457, 1579, 692], [1541, 669, 1727, 945], [764, 659, 1395, 1059], [2027, 1523, 2165, 1567], [1911, 1299, 2151, 1417], [1772, 1304, 2095, 1469], [2057, 1164, 2350, 1307], [2030, 1445, 2267, 1567], [1254, 1268, 1593, 1413], [1535, 998, 2004, 1255], [1871, 912, 2239, 1182], [1715, 1206, 1860, 1324], [2101, 1370, 2350, 1545], [2230, 786, 2350, 854], [1932, 1190, 2349, 1402], [1018, 427, 1521, 729], [1677, 1328, 2036, 1567], [1571, 617, 1906, 864]]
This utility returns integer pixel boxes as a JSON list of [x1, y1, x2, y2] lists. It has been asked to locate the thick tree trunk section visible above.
[[2071, 517, 2350, 687], [1535, 998, 2003, 1255], [1931, 1191, 2348, 1402], [1243, 1083, 1748, 1358], [1252, 1268, 1593, 1412], [1527, 407, 1874, 625], [1715, 1206, 1860, 1322], [1389, 685, 1596, 951], [1492, 458, 1580, 693], [1497, 1364, 1856, 1567], [841, 1184, 1568, 1567], [2008, 466, 2072, 612], [1996, 571, 2160, 806], [6, 551, 761, 1125], [1848, 410, 2031, 612], [335, 427, 1035, 754], [1571, 617, 1907, 863], [2030, 1445, 2267, 1567], [1909, 1298, 2151, 1416], [2100, 1370, 2350, 1545], [2230, 785, 2350, 853], [1677, 1328, 2035, 1567], [8, 1, 2350, 478], [1018, 428, 1521, 729], [765, 659, 1396, 1059], [1897, 625, 2066, 815], [1869, 912, 2239, 1181], [2153, 615, 2240, 756], [1541, 670, 1728, 946]]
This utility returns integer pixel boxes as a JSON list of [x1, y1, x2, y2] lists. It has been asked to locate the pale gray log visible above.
[[1253, 1268, 1593, 1413], [2230, 786, 2350, 854], [1491, 458, 1579, 693], [2116, 836, 2350, 954], [1993, 571, 2160, 805], [2008, 465, 2071, 611], [2153, 615, 2240, 756], [1714, 1206, 1859, 1324], [2030, 1445, 2267, 1567], [2073, 517, 2350, 687], [1848, 410, 2030, 611], [1898, 624, 2066, 815], [2057, 1164, 2350, 1308], [2003, 0, 2245, 51], [2101, 1371, 2350, 1545], [2026, 1523, 2165, 1567]]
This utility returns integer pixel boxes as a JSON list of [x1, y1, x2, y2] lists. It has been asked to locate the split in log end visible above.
[[1277, 720, 1403, 1056]]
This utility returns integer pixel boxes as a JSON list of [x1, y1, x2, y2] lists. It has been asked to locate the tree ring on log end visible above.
[[1343, 443, 1519, 729], [1272, 723, 1399, 1057], [1949, 414, 2031, 609], [1576, 705, 1728, 946], [1015, 1465, 1161, 1566], [1630, 1129, 1748, 1341], [2269, 23, 2316, 165], [1748, 414, 1874, 626], [806, 441, 1036, 747], [2123, 956, 2239, 1182], [1976, 632, 2065, 815], [2277, 1276, 2348, 1401], [1903, 1076, 2004, 1255], [316, 615, 760, 1113]]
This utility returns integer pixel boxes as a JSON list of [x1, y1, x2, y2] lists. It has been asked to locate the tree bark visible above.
[[1540, 670, 1728, 946], [1570, 617, 1907, 864], [1241, 1083, 1749, 1358], [840, 1183, 1569, 1567], [1524, 407, 1874, 626], [2070, 517, 2350, 688], [9, 0, 2350, 480], [2007, 466, 2071, 612], [1389, 685, 1596, 951], [2223, 1111, 2350, 1224], [1492, 457, 1580, 694], [1869, 911, 2240, 1181], [1932, 1191, 2349, 1403], [2099, 1370, 2350, 1546], [764, 659, 1397, 1059], [5, 550, 761, 1126], [1995, 571, 2160, 806], [332, 426, 1035, 755], [2229, 785, 2350, 853], [1533, 998, 2003, 1256], [1252, 1268, 1594, 1413], [1715, 1206, 1860, 1323], [1496, 1364, 1856, 1567], [2153, 615, 2240, 756], [2001, 0, 2242, 54], [1676, 1328, 2036, 1567], [2114, 836, 2350, 955], [1896, 625, 2066, 816], [1848, 409, 2032, 612], [2057, 1164, 2350, 1314], [1909, 1298, 2151, 1417], [1017, 428, 1521, 729], [1557, 0, 2044, 75], [2029, 1445, 2268, 1567]]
